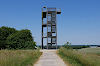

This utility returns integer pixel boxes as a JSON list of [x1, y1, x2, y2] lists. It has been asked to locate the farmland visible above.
[[78, 47, 100, 56], [58, 47, 100, 66], [0, 50, 42, 66]]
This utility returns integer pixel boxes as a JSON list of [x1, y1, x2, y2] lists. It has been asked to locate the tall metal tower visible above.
[[42, 7, 61, 49]]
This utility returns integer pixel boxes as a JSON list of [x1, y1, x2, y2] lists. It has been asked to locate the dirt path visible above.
[[34, 50, 67, 66]]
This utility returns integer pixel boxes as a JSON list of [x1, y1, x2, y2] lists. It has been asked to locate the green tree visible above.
[[0, 26, 17, 49], [6, 29, 36, 49]]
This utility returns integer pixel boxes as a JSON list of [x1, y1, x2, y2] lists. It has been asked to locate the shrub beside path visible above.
[[34, 50, 67, 66]]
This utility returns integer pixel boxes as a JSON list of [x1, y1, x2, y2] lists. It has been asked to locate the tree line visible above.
[[0, 26, 36, 50]]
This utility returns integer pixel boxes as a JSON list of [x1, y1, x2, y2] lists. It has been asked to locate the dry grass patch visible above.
[[0, 50, 42, 66]]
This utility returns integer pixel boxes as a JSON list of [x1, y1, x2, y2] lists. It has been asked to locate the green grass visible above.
[[58, 47, 100, 66], [78, 47, 100, 56], [0, 50, 42, 66]]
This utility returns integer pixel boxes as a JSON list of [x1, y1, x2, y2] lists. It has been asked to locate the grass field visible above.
[[78, 47, 100, 56], [58, 47, 100, 66], [0, 50, 42, 66]]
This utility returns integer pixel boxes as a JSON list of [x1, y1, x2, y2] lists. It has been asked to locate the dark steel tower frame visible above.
[[42, 7, 61, 49]]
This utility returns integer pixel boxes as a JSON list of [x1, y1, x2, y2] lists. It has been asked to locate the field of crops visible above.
[[58, 47, 100, 66], [0, 50, 42, 66], [78, 47, 100, 56]]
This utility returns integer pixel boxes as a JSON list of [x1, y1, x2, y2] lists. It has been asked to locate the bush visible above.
[[71, 45, 89, 49], [63, 41, 72, 49], [0, 26, 17, 49], [6, 29, 36, 49]]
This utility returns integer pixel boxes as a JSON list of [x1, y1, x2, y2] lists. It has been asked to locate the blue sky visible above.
[[0, 0, 100, 45]]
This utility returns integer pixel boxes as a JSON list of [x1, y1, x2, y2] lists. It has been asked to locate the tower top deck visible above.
[[42, 7, 61, 14]]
